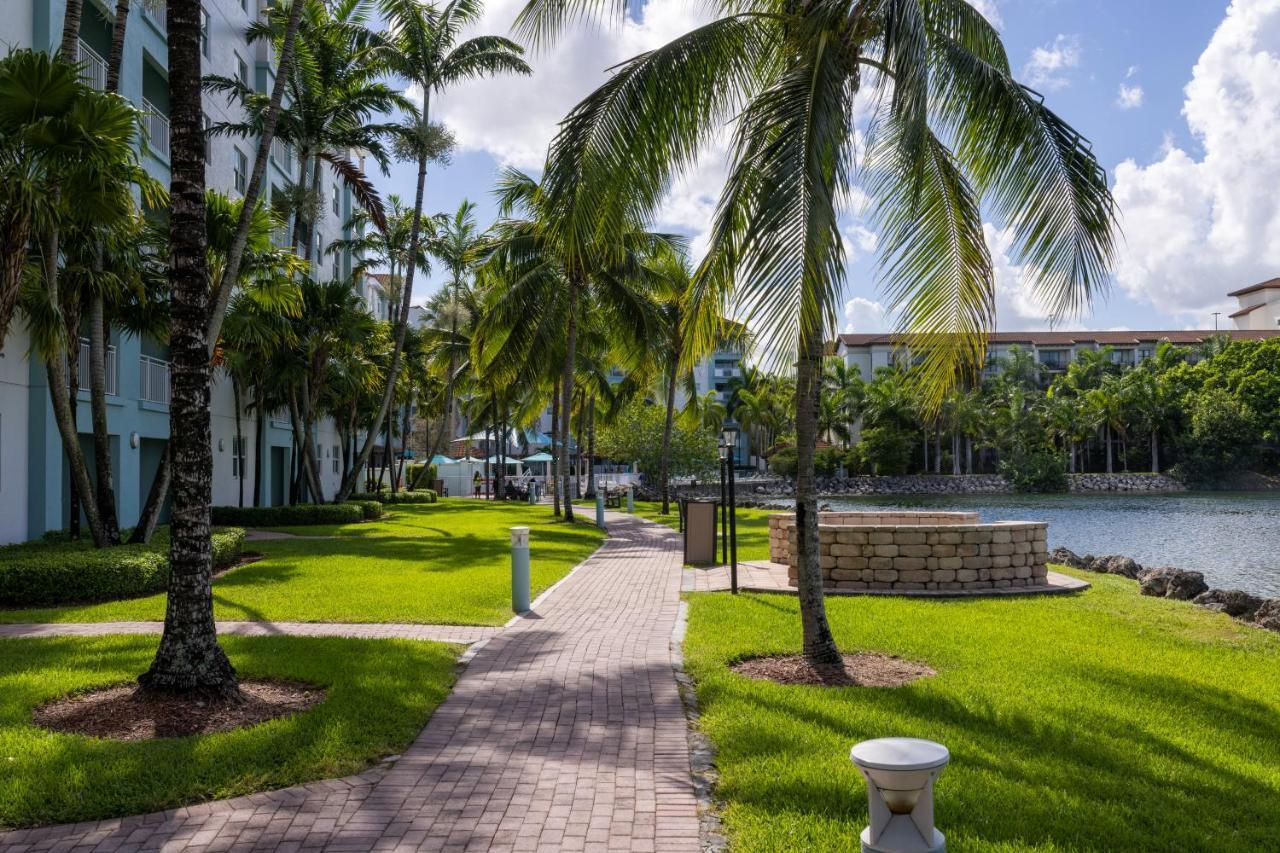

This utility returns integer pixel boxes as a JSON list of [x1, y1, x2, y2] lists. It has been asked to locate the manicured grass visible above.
[[0, 501, 604, 626], [590, 500, 775, 562], [0, 634, 458, 829], [683, 569, 1280, 851]]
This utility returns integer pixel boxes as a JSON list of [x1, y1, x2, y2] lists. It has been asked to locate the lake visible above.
[[823, 491, 1280, 597]]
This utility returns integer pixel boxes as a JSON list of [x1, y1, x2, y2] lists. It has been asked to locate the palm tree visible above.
[[138, 0, 238, 697], [518, 0, 1116, 668], [823, 358, 864, 448], [337, 0, 530, 503]]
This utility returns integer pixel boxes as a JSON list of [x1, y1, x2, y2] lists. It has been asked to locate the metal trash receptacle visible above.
[[683, 499, 719, 565]]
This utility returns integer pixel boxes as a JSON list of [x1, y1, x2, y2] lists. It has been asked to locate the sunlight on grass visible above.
[[582, 499, 777, 562], [0, 501, 604, 626], [0, 634, 458, 829], [684, 570, 1280, 852]]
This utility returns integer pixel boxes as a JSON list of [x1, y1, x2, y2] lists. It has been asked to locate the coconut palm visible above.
[[336, 0, 530, 502], [518, 0, 1116, 668]]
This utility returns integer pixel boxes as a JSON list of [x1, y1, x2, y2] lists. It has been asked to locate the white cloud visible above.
[[983, 223, 1059, 329], [843, 297, 890, 333], [969, 0, 1003, 28], [1112, 0, 1280, 320], [1116, 82, 1144, 109], [841, 223, 879, 261], [1022, 34, 1081, 91], [430, 0, 713, 171]]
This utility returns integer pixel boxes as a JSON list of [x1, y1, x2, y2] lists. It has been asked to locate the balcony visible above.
[[142, 99, 170, 160], [77, 40, 107, 91], [139, 355, 170, 404], [71, 338, 118, 395]]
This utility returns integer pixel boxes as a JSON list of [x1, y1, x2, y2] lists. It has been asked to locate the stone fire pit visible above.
[[768, 512, 1049, 592]]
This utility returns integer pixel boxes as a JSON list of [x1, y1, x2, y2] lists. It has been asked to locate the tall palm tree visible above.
[[337, 0, 530, 503], [520, 0, 1117, 668], [138, 0, 238, 697]]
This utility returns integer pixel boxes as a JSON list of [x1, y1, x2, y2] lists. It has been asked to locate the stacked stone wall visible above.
[[768, 513, 1048, 592]]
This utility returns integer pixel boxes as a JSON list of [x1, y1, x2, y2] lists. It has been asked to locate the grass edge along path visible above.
[[682, 567, 1280, 852], [0, 501, 605, 626], [579, 499, 775, 563], [0, 633, 460, 830]]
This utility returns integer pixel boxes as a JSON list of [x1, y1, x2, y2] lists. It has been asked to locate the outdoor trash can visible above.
[[683, 499, 719, 565]]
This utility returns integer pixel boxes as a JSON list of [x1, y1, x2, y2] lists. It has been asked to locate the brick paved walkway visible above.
[[1, 513, 700, 853]]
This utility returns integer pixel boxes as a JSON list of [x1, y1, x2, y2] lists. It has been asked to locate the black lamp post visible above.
[[718, 441, 728, 564], [722, 417, 740, 593]]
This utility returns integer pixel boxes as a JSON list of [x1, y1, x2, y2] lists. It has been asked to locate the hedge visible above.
[[351, 489, 438, 505], [0, 527, 245, 608], [352, 500, 384, 520], [210, 503, 365, 527]]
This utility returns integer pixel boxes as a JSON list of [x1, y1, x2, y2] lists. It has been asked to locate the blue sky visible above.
[[374, 0, 1280, 333]]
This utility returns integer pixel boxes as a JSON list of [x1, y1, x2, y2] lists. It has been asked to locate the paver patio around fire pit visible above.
[[768, 512, 1050, 592]]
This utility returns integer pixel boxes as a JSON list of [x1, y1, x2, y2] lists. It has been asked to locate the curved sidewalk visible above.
[[1, 513, 700, 853]]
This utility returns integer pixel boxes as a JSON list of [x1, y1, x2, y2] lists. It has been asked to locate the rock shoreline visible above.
[[1050, 547, 1280, 634]]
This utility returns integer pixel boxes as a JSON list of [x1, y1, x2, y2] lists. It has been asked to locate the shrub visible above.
[[211, 503, 365, 527], [0, 527, 244, 607], [815, 447, 844, 476], [767, 447, 798, 477], [351, 489, 438, 505], [405, 463, 439, 489], [856, 426, 915, 475], [352, 500, 383, 520], [1000, 450, 1068, 493]]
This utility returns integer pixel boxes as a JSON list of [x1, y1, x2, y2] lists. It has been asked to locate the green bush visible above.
[[815, 447, 844, 476], [767, 447, 797, 477], [1000, 450, 1068, 493], [211, 503, 365, 527], [352, 500, 384, 520], [0, 527, 244, 607], [842, 446, 866, 475], [405, 463, 439, 489], [351, 489, 438, 505], [856, 426, 916, 475]]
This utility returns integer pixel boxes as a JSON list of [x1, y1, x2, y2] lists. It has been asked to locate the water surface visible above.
[[822, 491, 1280, 597]]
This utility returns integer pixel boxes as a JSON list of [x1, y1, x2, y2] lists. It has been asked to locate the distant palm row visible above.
[[0, 0, 1121, 684]]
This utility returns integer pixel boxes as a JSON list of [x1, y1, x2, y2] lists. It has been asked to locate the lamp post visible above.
[[718, 442, 728, 564], [722, 417, 740, 594]]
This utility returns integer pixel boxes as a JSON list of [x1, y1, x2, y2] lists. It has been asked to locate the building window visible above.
[[200, 8, 210, 58], [332, 252, 340, 281], [332, 445, 340, 475], [233, 147, 247, 194], [231, 436, 248, 478], [331, 183, 339, 216], [236, 53, 250, 89]]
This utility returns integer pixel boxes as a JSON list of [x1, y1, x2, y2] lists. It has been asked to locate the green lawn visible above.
[[684, 569, 1280, 852], [1, 501, 604, 626], [0, 634, 458, 828], [582, 499, 776, 562]]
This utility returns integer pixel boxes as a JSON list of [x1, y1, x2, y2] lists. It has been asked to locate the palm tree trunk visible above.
[[337, 143, 427, 502], [1151, 430, 1159, 474], [952, 433, 960, 475], [933, 427, 941, 474], [1105, 425, 1113, 474], [559, 279, 579, 521], [659, 359, 677, 515], [794, 325, 840, 670], [139, 0, 237, 697], [87, 292, 122, 544], [0, 211, 32, 348], [291, 152, 311, 257], [233, 375, 244, 508], [574, 396, 584, 500], [105, 0, 130, 92], [551, 375, 561, 517], [965, 435, 973, 474], [586, 397, 596, 499], [253, 388, 265, 507], [59, 0, 83, 61]]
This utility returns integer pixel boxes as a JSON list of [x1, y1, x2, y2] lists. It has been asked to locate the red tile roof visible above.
[[1227, 277, 1280, 297], [836, 329, 1280, 347]]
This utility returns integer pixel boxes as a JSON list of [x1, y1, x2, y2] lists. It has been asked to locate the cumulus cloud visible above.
[[843, 297, 890, 333], [983, 223, 1060, 329], [1111, 0, 1280, 320], [969, 0, 1002, 28], [1116, 82, 1144, 109], [1022, 34, 1081, 91]]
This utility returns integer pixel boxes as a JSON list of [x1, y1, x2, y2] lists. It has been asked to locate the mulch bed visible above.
[[731, 653, 935, 687], [34, 680, 325, 740]]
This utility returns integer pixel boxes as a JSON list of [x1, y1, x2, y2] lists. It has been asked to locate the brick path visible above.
[[0, 513, 700, 853]]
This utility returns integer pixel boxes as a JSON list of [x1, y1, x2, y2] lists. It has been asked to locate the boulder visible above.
[[1193, 589, 1265, 621], [1139, 566, 1209, 601], [1254, 599, 1280, 632], [1098, 555, 1144, 580], [1048, 547, 1087, 570]]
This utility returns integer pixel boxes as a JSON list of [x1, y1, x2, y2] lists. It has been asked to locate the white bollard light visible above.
[[850, 738, 949, 853]]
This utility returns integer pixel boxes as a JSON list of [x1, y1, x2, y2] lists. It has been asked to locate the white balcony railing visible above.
[[142, 99, 170, 160], [72, 338, 118, 395], [77, 40, 107, 91], [139, 355, 170, 404]]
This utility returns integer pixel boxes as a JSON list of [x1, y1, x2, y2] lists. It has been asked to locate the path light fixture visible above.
[[721, 418, 740, 593], [850, 738, 949, 853]]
